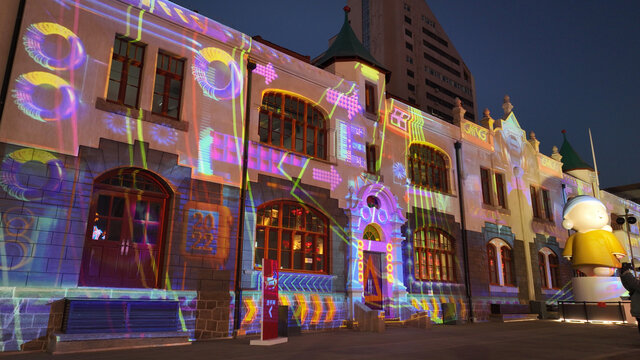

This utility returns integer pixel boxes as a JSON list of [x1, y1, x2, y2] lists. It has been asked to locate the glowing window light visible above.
[[326, 88, 362, 120], [312, 166, 342, 191], [192, 47, 241, 100], [254, 63, 278, 85], [13, 72, 76, 122], [23, 22, 86, 71]]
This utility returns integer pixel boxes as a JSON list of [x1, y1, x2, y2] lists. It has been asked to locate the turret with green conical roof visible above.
[[313, 6, 389, 80], [559, 129, 594, 172]]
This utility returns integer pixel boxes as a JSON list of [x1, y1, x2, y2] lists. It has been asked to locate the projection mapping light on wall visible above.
[[192, 47, 242, 100], [13, 72, 77, 122], [312, 166, 342, 191], [254, 63, 277, 85], [326, 88, 362, 120], [23, 22, 86, 71], [0, 207, 36, 271], [0, 148, 64, 202], [337, 120, 365, 168]]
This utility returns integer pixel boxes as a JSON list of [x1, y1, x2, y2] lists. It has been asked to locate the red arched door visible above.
[[79, 168, 170, 288]]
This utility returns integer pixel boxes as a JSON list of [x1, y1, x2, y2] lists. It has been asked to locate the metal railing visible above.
[[558, 300, 630, 323]]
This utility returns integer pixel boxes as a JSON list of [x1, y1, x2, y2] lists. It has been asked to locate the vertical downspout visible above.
[[0, 0, 27, 123], [233, 60, 256, 337], [454, 141, 474, 322]]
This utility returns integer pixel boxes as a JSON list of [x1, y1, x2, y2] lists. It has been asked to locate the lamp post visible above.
[[615, 208, 637, 275]]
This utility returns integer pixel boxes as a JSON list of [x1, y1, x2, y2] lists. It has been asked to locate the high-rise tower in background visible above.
[[347, 0, 477, 123]]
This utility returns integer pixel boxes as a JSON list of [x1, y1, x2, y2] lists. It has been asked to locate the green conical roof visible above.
[[559, 130, 594, 172], [313, 7, 389, 76]]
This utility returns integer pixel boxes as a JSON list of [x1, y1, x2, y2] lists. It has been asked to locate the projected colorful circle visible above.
[[192, 47, 241, 100], [0, 148, 65, 201], [0, 208, 35, 271], [23, 22, 86, 71], [13, 71, 77, 122]]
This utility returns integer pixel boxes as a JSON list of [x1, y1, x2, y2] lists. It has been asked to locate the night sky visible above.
[[176, 0, 640, 188]]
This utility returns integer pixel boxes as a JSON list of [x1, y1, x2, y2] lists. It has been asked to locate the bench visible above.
[[49, 298, 189, 354], [489, 303, 538, 322]]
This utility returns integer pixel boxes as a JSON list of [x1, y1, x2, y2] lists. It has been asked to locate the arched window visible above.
[[413, 228, 456, 282], [488, 239, 515, 287], [539, 248, 560, 289], [258, 91, 327, 159], [255, 201, 328, 273], [407, 143, 449, 192], [79, 168, 171, 288], [363, 224, 381, 241], [538, 252, 548, 288], [487, 243, 498, 285], [501, 246, 515, 286]]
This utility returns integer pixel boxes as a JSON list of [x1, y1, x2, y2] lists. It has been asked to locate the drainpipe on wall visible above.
[[232, 60, 256, 337], [454, 141, 474, 322], [0, 0, 27, 123]]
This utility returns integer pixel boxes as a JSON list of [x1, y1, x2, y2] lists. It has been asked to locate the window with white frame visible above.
[[538, 247, 559, 289], [487, 238, 515, 286]]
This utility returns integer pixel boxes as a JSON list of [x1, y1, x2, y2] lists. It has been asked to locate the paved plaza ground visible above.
[[4, 320, 640, 360]]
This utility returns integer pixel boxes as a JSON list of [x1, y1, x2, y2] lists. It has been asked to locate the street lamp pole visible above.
[[624, 209, 637, 275], [617, 209, 637, 276]]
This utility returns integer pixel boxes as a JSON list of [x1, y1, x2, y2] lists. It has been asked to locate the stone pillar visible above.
[[345, 210, 364, 322]]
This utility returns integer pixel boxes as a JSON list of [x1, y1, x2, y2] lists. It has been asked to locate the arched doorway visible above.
[[79, 168, 171, 288]]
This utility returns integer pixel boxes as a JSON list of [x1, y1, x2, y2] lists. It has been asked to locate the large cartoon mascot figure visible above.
[[562, 195, 626, 276]]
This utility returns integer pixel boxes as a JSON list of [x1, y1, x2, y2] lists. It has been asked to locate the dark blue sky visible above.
[[177, 0, 640, 188]]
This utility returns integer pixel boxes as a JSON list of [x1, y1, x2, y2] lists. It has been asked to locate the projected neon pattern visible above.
[[254, 63, 277, 85], [389, 106, 410, 133], [337, 120, 365, 167], [357, 240, 364, 283], [312, 166, 342, 191], [0, 149, 64, 201], [23, 22, 86, 71], [326, 88, 362, 120], [192, 47, 242, 100], [386, 243, 394, 283], [150, 124, 178, 145], [182, 202, 233, 268], [103, 114, 135, 135], [13, 72, 77, 122], [0, 208, 36, 271]]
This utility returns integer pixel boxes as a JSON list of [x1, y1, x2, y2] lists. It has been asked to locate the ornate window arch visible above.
[[407, 143, 450, 192], [258, 91, 328, 159], [363, 224, 381, 241], [79, 168, 171, 288], [539, 247, 559, 289], [488, 238, 515, 286], [255, 200, 328, 273], [413, 227, 456, 282]]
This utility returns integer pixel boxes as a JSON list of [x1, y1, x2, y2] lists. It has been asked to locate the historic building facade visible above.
[[0, 0, 638, 353]]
